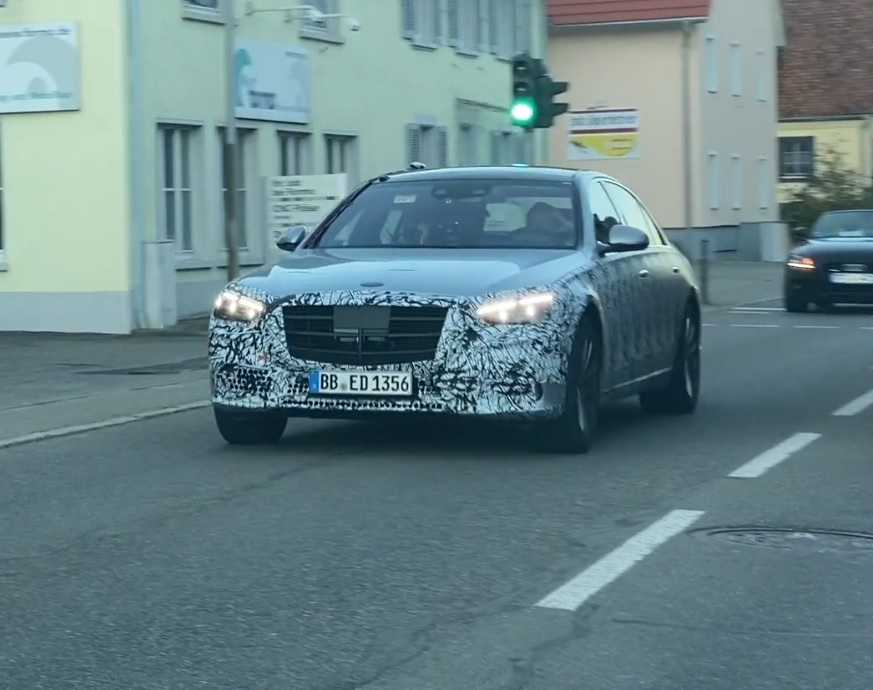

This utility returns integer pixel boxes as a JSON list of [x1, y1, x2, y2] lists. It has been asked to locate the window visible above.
[[309, 178, 578, 249], [401, 0, 442, 47], [158, 124, 199, 252], [0, 127, 4, 256], [181, 0, 222, 22], [490, 0, 529, 58], [587, 181, 619, 242], [730, 42, 742, 96], [448, 0, 487, 53], [779, 136, 814, 180], [278, 132, 312, 176], [218, 127, 256, 249], [602, 182, 662, 244], [757, 156, 770, 209], [704, 35, 718, 93], [458, 124, 479, 166], [490, 130, 527, 164], [731, 155, 742, 210], [325, 134, 359, 184], [756, 49, 767, 101], [300, 0, 343, 43], [707, 152, 719, 209], [407, 124, 449, 168]]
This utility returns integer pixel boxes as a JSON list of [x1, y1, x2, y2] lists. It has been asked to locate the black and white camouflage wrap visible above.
[[207, 277, 604, 419]]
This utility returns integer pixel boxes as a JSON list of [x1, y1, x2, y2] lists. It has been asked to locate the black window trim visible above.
[[778, 135, 815, 181]]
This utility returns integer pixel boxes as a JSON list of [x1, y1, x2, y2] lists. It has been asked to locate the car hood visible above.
[[795, 237, 873, 263], [236, 248, 588, 298]]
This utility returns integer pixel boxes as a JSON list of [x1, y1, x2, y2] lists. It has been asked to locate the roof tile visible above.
[[548, 0, 710, 27]]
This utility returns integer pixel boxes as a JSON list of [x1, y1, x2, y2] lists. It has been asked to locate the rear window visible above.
[[310, 178, 579, 249]]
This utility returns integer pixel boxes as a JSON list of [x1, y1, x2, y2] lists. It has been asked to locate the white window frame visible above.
[[757, 156, 770, 209], [756, 49, 767, 101], [449, 0, 487, 55], [730, 41, 742, 96], [324, 133, 360, 185], [707, 151, 719, 210], [704, 35, 718, 93], [403, 0, 442, 49], [299, 0, 345, 44], [217, 126, 258, 255], [278, 131, 313, 176], [730, 154, 742, 210], [157, 123, 201, 254], [181, 0, 223, 23]]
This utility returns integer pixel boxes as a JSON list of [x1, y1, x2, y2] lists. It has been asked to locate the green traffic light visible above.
[[510, 99, 535, 124]]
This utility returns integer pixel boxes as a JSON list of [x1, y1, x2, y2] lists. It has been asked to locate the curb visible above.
[[702, 295, 781, 313]]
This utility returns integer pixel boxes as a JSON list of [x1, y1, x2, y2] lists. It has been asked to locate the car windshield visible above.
[[810, 210, 873, 239], [311, 178, 578, 249]]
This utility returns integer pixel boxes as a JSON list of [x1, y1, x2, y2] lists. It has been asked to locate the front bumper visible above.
[[208, 295, 571, 420], [785, 265, 873, 305]]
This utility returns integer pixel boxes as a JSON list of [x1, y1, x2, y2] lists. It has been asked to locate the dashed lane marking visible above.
[[728, 432, 822, 479], [832, 388, 873, 417]]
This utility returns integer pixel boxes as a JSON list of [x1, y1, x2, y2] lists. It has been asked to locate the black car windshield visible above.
[[810, 210, 873, 239], [311, 178, 578, 249]]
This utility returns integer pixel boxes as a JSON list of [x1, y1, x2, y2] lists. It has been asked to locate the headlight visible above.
[[476, 292, 555, 324], [213, 290, 267, 322], [787, 255, 815, 270]]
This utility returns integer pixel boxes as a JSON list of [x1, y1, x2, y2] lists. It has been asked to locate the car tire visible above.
[[816, 298, 835, 313], [639, 302, 701, 415], [783, 294, 808, 313], [540, 315, 602, 454], [214, 407, 287, 445]]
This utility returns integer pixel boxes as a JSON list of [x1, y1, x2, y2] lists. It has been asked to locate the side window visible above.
[[587, 181, 620, 243], [602, 183, 661, 245]]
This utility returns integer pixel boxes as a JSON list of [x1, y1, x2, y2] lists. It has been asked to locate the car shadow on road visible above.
[[257, 401, 658, 460]]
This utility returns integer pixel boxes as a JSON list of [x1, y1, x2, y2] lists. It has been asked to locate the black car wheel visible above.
[[214, 407, 287, 445], [541, 316, 602, 454], [640, 302, 701, 415], [784, 293, 808, 313]]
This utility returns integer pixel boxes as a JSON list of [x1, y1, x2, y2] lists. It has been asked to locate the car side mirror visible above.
[[600, 224, 649, 253], [791, 225, 807, 237], [276, 225, 308, 252]]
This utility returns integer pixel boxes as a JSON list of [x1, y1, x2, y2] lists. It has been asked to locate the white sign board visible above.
[[567, 107, 640, 161], [0, 22, 80, 113], [234, 39, 310, 124], [267, 174, 348, 242]]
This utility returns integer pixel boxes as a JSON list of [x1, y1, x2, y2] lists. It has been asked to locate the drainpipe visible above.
[[681, 21, 693, 245], [125, 0, 147, 329]]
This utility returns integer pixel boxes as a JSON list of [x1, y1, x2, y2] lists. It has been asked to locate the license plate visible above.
[[830, 273, 873, 284], [308, 370, 413, 396]]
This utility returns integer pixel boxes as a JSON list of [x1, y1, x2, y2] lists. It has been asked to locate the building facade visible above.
[[547, 0, 785, 258], [0, 0, 548, 334], [777, 0, 873, 205]]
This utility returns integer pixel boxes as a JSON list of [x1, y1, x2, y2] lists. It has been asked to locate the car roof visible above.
[[820, 209, 873, 214], [377, 165, 610, 185]]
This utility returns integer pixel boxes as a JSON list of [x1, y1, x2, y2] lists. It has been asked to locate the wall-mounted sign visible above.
[[567, 108, 640, 161], [234, 40, 310, 124], [0, 22, 80, 113], [266, 174, 348, 242]]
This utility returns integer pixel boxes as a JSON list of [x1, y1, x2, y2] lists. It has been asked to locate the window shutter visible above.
[[447, 0, 459, 46], [433, 0, 443, 44], [476, 0, 488, 52], [437, 126, 449, 167], [406, 124, 422, 164], [488, 0, 499, 53], [402, 0, 415, 39], [490, 131, 502, 164], [518, 0, 532, 53]]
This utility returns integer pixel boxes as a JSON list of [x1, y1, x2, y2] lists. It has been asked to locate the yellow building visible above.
[[0, 0, 548, 334]]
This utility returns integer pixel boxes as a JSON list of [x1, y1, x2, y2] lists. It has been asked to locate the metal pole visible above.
[[681, 23, 694, 264], [223, 0, 240, 282], [701, 238, 710, 305]]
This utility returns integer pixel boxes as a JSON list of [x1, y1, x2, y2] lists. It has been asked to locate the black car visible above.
[[784, 209, 873, 312]]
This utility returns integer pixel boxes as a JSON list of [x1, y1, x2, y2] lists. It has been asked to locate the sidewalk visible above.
[[0, 261, 784, 445]]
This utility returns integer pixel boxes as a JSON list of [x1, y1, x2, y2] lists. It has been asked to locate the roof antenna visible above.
[[408, 161, 427, 170]]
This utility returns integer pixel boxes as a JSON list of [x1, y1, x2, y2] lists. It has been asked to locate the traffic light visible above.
[[509, 53, 569, 130], [510, 53, 543, 127]]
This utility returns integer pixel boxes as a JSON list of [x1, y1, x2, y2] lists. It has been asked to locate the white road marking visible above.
[[832, 388, 873, 416], [728, 432, 822, 479], [794, 324, 840, 329], [535, 509, 705, 611], [731, 307, 784, 312], [0, 401, 210, 450], [730, 323, 779, 328]]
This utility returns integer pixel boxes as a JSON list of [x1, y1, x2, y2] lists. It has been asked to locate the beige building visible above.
[[547, 0, 786, 259]]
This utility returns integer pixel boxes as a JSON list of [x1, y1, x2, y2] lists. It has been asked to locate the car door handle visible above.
[[672, 266, 680, 273], [639, 269, 649, 278]]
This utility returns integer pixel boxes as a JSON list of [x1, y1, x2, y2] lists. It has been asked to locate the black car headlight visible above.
[[213, 290, 267, 322], [476, 292, 555, 325], [787, 254, 815, 270]]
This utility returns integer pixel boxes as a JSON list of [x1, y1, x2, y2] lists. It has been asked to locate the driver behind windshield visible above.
[[524, 202, 575, 246]]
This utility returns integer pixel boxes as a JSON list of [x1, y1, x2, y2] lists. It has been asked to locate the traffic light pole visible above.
[[223, 0, 240, 283]]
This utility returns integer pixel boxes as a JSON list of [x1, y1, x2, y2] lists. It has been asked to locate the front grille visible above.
[[282, 304, 449, 365]]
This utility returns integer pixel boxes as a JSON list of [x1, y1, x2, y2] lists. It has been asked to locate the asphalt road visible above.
[[2, 299, 873, 689]]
